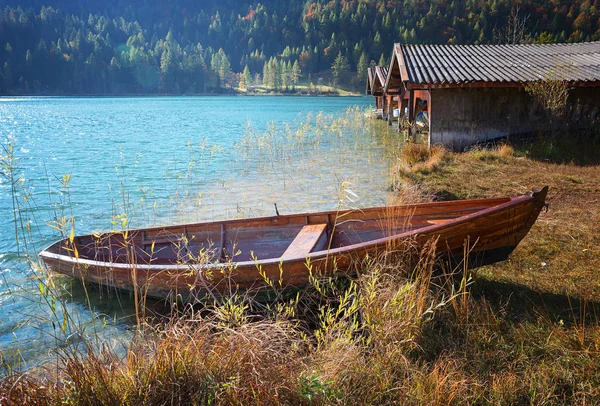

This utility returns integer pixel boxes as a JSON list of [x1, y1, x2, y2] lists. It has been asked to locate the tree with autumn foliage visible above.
[[0, 0, 597, 95]]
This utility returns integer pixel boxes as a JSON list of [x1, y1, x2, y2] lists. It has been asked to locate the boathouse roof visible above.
[[375, 65, 388, 86], [369, 66, 388, 96], [386, 42, 600, 90], [366, 67, 375, 94]]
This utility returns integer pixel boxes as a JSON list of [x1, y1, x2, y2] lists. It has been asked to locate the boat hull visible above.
[[39, 188, 548, 300]]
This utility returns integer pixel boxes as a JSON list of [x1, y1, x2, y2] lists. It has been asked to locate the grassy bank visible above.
[[235, 84, 361, 96], [237, 69, 363, 96], [393, 140, 600, 300], [2, 128, 600, 404]]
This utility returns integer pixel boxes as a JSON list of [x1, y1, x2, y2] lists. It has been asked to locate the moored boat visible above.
[[39, 187, 548, 300]]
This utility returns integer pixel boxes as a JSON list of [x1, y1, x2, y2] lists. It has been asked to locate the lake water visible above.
[[0, 96, 398, 368]]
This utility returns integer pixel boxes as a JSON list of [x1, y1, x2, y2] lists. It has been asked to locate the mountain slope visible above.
[[1, 0, 598, 94]]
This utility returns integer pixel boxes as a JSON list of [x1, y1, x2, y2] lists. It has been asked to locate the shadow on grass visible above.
[[432, 189, 461, 201], [512, 129, 600, 166], [470, 277, 600, 326]]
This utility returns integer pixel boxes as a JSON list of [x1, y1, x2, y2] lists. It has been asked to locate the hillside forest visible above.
[[0, 0, 599, 95]]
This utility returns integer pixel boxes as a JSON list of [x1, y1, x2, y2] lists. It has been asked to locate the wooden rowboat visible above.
[[39, 187, 548, 300]]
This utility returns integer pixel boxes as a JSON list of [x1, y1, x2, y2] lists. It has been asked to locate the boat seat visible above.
[[426, 218, 453, 225], [281, 224, 327, 259]]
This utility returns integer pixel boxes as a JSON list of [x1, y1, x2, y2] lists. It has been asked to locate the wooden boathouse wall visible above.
[[428, 86, 599, 147]]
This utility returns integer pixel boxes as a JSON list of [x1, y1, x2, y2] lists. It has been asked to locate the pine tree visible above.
[[373, 31, 382, 55], [216, 49, 231, 86], [356, 52, 368, 84], [243, 65, 252, 89], [331, 51, 349, 88], [25, 49, 33, 67], [280, 59, 288, 89], [262, 61, 271, 89], [211, 48, 231, 88], [211, 52, 221, 87], [291, 60, 301, 89], [272, 57, 281, 90], [263, 58, 279, 90], [3, 61, 13, 91], [161, 49, 173, 74]]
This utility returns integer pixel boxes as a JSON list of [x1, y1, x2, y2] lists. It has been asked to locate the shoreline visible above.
[[0, 91, 365, 98]]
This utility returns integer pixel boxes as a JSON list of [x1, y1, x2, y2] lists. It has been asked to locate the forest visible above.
[[0, 0, 599, 95]]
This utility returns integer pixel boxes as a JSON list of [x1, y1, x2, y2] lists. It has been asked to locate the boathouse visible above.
[[379, 42, 600, 149], [366, 66, 388, 113]]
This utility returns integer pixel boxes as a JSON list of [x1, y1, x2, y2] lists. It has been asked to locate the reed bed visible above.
[[1, 239, 474, 405], [118, 106, 399, 225], [4, 238, 600, 405]]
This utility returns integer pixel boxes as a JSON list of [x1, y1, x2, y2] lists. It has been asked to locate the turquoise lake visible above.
[[0, 96, 400, 367]]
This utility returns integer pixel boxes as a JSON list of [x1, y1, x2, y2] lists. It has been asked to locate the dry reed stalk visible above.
[[0, 373, 53, 406]]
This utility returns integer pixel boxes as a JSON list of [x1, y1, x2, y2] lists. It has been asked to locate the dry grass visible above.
[[0, 244, 477, 405], [387, 182, 434, 205], [3, 236, 600, 404], [391, 143, 447, 192], [399, 143, 447, 173], [467, 143, 515, 162], [496, 143, 515, 157], [3, 315, 310, 405], [400, 142, 600, 299], [0, 374, 52, 406], [400, 142, 433, 166]]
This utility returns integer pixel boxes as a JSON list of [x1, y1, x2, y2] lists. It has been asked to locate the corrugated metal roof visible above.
[[366, 67, 375, 94], [395, 42, 600, 85], [375, 66, 388, 86], [369, 66, 387, 95]]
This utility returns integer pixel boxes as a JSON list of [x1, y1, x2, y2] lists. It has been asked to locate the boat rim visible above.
[[38, 191, 543, 270]]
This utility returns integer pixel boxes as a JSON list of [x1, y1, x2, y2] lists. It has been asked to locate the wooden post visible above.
[[387, 95, 393, 126], [407, 89, 415, 140], [399, 95, 407, 132], [427, 90, 432, 148]]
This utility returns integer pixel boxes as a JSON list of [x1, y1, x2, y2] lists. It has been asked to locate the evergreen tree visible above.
[[262, 61, 270, 89], [271, 57, 281, 90], [291, 60, 301, 88], [331, 52, 349, 88], [25, 49, 33, 70], [280, 59, 288, 89], [210, 52, 221, 88], [161, 49, 174, 75], [243, 65, 252, 89], [211, 48, 231, 88], [0, 1, 593, 95], [263, 58, 279, 90], [216, 48, 231, 86], [373, 31, 382, 55], [356, 52, 368, 84], [3, 62, 12, 92]]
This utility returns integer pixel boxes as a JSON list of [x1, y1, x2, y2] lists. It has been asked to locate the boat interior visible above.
[[48, 198, 512, 265]]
